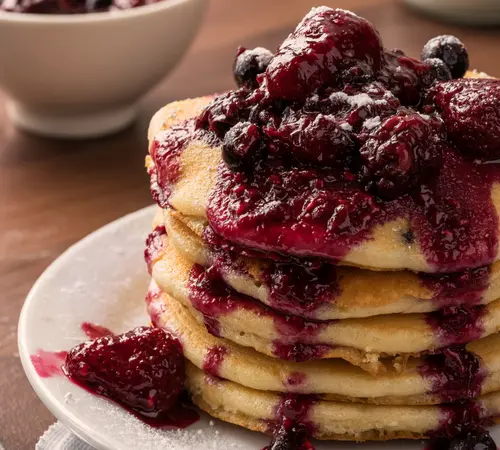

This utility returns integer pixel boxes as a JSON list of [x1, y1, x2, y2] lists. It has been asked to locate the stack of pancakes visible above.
[[144, 78, 500, 442]]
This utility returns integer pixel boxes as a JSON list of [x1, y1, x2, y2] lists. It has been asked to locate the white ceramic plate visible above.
[[17, 206, 500, 449]]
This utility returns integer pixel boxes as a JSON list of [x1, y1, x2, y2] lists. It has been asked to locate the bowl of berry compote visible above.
[[0, 0, 207, 138]]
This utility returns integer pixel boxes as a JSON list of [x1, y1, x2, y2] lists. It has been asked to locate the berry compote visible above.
[[146, 7, 500, 448], [150, 7, 500, 274]]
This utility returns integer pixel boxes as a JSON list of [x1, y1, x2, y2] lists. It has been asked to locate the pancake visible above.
[[148, 283, 500, 406], [150, 230, 500, 364], [185, 362, 500, 442], [162, 207, 500, 321], [146, 70, 500, 274]]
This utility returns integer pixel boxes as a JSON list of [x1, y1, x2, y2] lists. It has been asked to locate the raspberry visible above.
[[359, 113, 443, 199], [433, 78, 500, 159], [264, 111, 355, 165], [264, 7, 383, 101]]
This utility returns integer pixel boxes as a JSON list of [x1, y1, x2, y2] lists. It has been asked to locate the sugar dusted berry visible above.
[[64, 326, 185, 416], [222, 121, 261, 171], [421, 35, 469, 79], [359, 113, 443, 199], [233, 46, 273, 89], [433, 78, 500, 159]]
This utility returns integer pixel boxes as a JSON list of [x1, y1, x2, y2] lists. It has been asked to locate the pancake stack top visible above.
[[145, 6, 500, 450]]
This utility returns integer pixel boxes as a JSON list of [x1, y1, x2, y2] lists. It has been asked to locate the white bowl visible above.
[[403, 0, 500, 26], [0, 0, 207, 138]]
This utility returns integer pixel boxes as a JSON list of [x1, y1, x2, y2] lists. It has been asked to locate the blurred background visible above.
[[1, 0, 500, 447]]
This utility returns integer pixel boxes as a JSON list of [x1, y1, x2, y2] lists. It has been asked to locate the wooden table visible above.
[[1, 0, 500, 447]]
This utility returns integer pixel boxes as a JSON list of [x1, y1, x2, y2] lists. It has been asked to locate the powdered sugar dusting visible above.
[[339, 122, 353, 132], [364, 116, 381, 130]]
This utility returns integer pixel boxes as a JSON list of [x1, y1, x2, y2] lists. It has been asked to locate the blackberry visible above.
[[421, 35, 469, 79]]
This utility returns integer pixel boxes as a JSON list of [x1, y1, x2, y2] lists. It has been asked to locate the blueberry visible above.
[[233, 47, 273, 89], [222, 121, 261, 171], [421, 35, 469, 79], [424, 58, 452, 82], [448, 430, 496, 450]]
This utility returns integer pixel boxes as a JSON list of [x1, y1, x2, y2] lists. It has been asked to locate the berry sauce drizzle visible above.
[[31, 350, 68, 378], [418, 346, 495, 450], [426, 305, 486, 347], [206, 141, 500, 274], [202, 345, 228, 377], [419, 346, 486, 403], [205, 225, 495, 318], [31, 325, 200, 430], [204, 225, 340, 319], [420, 266, 491, 308], [187, 263, 335, 361], [427, 401, 494, 450], [145, 225, 166, 274], [263, 394, 317, 450]]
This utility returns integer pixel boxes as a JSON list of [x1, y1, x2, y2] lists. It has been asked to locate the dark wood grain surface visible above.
[[1, 0, 500, 447]]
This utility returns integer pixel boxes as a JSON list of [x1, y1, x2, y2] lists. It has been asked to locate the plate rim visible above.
[[18, 205, 156, 450]]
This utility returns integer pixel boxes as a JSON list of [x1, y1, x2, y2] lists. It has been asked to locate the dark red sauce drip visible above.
[[144, 225, 167, 274], [418, 346, 486, 403], [149, 122, 215, 209], [271, 342, 331, 363], [206, 162, 392, 263], [261, 260, 339, 319], [263, 394, 317, 450], [204, 226, 341, 319], [429, 401, 493, 445], [285, 372, 307, 388], [187, 264, 254, 338], [202, 345, 228, 377], [420, 266, 490, 308], [149, 123, 194, 208], [145, 284, 163, 327], [81, 322, 114, 340], [31, 350, 68, 378], [426, 305, 486, 347], [187, 264, 333, 362]]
